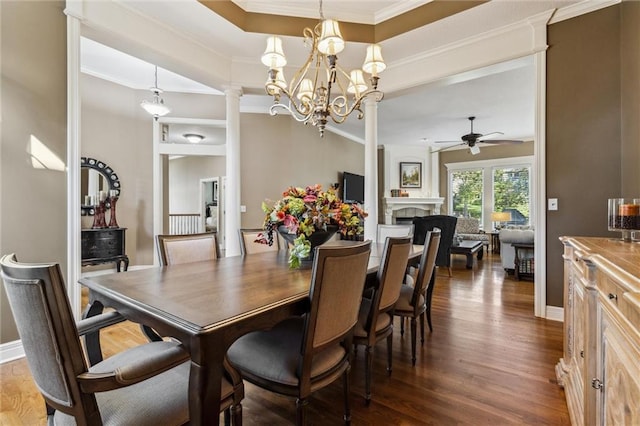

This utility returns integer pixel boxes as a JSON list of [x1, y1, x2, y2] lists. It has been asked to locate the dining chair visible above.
[[353, 236, 412, 404], [238, 228, 280, 255], [412, 215, 456, 276], [393, 229, 441, 365], [157, 231, 220, 265], [227, 241, 372, 425], [0, 253, 242, 426], [376, 223, 414, 242]]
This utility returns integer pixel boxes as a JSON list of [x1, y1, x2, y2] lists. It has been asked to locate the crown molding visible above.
[[549, 0, 621, 24]]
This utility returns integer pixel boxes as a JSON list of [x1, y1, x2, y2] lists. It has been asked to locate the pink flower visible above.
[[283, 214, 299, 234], [303, 194, 317, 203]]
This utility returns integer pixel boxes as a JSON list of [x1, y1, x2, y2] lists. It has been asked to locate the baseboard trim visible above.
[[0, 340, 24, 364], [546, 305, 564, 322]]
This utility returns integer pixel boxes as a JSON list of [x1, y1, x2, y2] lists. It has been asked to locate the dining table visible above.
[[79, 241, 423, 425]]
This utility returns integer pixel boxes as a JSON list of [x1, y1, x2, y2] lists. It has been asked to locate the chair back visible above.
[[239, 228, 280, 255], [0, 254, 97, 421], [376, 237, 413, 312], [412, 215, 456, 267], [376, 224, 414, 243], [303, 241, 371, 353], [157, 232, 220, 265], [411, 230, 441, 313]]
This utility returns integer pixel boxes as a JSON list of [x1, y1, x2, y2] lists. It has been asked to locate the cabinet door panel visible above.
[[601, 308, 640, 425]]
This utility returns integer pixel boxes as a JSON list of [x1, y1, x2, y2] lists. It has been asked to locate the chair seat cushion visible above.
[[353, 297, 392, 338], [394, 284, 424, 313], [227, 317, 346, 387], [54, 341, 234, 426]]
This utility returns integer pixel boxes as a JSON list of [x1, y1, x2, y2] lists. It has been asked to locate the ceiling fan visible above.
[[433, 116, 524, 155]]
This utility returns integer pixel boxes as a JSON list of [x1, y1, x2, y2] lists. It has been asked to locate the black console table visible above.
[[81, 228, 129, 272]]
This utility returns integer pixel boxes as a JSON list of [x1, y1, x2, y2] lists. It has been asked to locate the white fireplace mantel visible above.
[[382, 197, 445, 224]]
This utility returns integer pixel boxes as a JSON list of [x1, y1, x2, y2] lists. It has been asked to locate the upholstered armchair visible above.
[[0, 253, 238, 425], [412, 215, 457, 276]]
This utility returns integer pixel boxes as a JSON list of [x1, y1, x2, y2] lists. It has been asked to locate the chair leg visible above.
[[448, 267, 452, 277], [386, 333, 393, 375], [343, 366, 352, 425], [364, 345, 373, 405], [231, 403, 242, 426], [296, 398, 308, 426], [400, 316, 405, 336], [419, 313, 425, 345], [410, 317, 417, 366]]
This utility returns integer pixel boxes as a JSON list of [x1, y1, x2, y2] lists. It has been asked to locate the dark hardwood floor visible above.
[[0, 252, 569, 425]]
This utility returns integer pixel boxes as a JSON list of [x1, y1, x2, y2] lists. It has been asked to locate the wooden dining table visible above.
[[79, 241, 423, 425]]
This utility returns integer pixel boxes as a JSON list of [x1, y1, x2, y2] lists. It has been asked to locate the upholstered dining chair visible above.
[[376, 223, 415, 243], [238, 228, 280, 255], [353, 236, 412, 404], [227, 241, 372, 425], [393, 229, 441, 366], [157, 231, 220, 265], [0, 253, 243, 426], [412, 215, 456, 276]]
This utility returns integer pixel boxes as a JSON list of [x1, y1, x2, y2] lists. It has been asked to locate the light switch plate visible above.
[[548, 198, 558, 211], [240, 205, 247, 213]]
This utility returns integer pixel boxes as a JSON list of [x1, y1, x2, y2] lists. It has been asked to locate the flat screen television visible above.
[[342, 171, 364, 204]]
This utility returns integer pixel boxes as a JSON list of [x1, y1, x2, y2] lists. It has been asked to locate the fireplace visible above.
[[382, 197, 444, 224]]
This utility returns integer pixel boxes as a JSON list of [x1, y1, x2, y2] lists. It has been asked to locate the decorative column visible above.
[[224, 87, 242, 257], [363, 96, 381, 241]]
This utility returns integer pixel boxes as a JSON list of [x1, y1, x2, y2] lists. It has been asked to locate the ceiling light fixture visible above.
[[183, 133, 204, 143], [261, 0, 385, 137], [140, 65, 171, 120]]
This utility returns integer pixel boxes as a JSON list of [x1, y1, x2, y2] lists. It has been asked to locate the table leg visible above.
[[189, 344, 224, 425], [81, 296, 105, 366], [465, 253, 473, 269], [477, 246, 484, 260]]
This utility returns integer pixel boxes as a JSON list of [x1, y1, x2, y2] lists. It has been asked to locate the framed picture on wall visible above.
[[399, 162, 422, 188]]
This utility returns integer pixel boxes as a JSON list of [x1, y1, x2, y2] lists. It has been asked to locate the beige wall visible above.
[[438, 141, 535, 215], [546, 3, 639, 307], [239, 113, 365, 228], [1, 1, 67, 342], [168, 156, 226, 214]]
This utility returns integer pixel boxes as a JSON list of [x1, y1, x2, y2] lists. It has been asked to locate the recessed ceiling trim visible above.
[[198, 0, 487, 43]]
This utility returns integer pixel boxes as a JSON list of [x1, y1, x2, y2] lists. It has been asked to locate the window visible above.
[[493, 167, 530, 226], [446, 156, 533, 230], [451, 169, 483, 219]]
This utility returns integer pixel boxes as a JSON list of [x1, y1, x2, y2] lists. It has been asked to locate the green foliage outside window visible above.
[[451, 169, 483, 219], [493, 167, 530, 222]]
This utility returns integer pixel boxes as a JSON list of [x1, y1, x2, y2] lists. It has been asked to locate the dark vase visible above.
[[108, 196, 119, 228], [278, 224, 338, 264]]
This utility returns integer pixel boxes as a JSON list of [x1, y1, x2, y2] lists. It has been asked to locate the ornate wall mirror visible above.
[[81, 157, 121, 215]]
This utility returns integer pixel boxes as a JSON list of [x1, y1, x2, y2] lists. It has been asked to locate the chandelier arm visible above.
[[269, 102, 313, 123]]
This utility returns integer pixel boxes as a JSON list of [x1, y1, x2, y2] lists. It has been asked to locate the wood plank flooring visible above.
[[0, 252, 569, 425]]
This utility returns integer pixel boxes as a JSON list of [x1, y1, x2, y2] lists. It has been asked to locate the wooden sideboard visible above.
[[81, 228, 129, 272], [556, 237, 640, 425]]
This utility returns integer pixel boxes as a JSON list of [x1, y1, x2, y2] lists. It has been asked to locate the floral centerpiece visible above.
[[257, 184, 367, 268]]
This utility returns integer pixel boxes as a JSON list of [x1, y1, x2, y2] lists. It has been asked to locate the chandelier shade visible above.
[[261, 1, 385, 136], [140, 66, 171, 120]]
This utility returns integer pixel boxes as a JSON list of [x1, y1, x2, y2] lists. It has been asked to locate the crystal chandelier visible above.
[[140, 65, 171, 120], [261, 0, 386, 136]]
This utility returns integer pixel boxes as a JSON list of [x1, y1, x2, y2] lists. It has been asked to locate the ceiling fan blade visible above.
[[434, 140, 463, 144], [478, 139, 524, 145], [477, 132, 503, 141], [432, 143, 466, 153]]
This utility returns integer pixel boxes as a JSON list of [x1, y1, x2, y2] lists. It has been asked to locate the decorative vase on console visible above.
[[108, 190, 119, 228]]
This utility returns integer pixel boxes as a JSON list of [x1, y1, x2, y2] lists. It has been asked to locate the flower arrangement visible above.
[[257, 184, 367, 268]]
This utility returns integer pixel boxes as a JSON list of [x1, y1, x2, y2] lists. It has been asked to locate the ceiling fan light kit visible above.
[[261, 0, 385, 137], [434, 116, 524, 154]]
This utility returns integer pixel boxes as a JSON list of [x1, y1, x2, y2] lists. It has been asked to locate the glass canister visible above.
[[608, 198, 640, 242]]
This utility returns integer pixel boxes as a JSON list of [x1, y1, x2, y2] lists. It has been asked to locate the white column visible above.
[[363, 96, 381, 242], [65, 8, 82, 318], [224, 87, 242, 257]]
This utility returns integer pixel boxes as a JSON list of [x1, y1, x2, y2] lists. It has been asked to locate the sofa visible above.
[[499, 226, 534, 272], [454, 217, 490, 248]]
